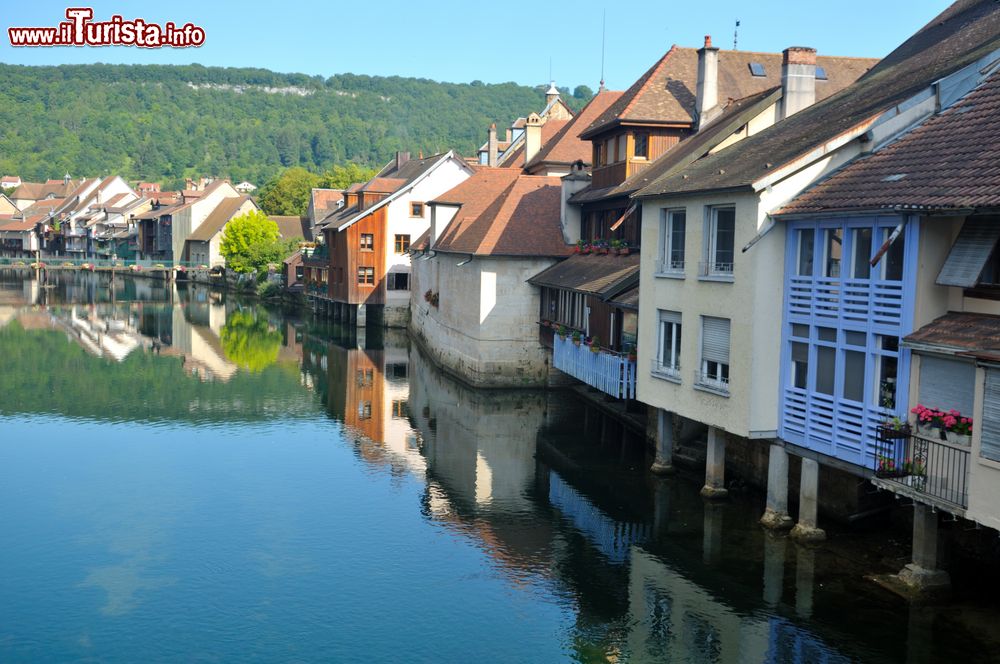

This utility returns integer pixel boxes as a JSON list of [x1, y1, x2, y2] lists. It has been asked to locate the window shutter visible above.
[[983, 369, 1000, 461], [936, 218, 1000, 287], [702, 317, 730, 364], [659, 310, 681, 325], [918, 355, 975, 415]]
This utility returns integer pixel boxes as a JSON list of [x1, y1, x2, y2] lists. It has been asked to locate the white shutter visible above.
[[659, 310, 681, 325], [918, 355, 975, 415], [702, 317, 730, 364], [936, 218, 1000, 287], [983, 369, 1000, 461]]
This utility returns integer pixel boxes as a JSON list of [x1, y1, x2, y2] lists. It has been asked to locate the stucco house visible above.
[[184, 196, 259, 267]]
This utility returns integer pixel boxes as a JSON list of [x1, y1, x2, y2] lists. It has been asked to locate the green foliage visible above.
[[0, 63, 589, 184], [573, 85, 594, 100], [220, 308, 281, 373], [258, 167, 320, 216], [318, 163, 378, 190], [257, 280, 282, 299], [220, 210, 281, 275]]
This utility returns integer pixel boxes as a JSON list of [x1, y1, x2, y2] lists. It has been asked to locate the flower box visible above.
[[877, 424, 912, 440]]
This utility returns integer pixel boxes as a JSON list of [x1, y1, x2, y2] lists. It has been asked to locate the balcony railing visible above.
[[552, 334, 636, 399], [694, 370, 729, 395], [698, 261, 734, 278], [872, 426, 969, 510], [650, 359, 680, 382], [654, 259, 685, 276]]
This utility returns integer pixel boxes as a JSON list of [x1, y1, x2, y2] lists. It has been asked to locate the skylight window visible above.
[[749, 62, 766, 77], [815, 66, 828, 80]]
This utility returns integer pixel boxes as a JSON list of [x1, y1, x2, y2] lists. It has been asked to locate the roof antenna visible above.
[[599, 9, 607, 91], [733, 19, 740, 50]]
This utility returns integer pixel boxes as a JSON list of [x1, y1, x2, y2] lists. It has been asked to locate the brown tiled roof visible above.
[[778, 70, 1000, 215], [498, 119, 572, 168], [571, 86, 782, 205], [431, 169, 570, 257], [11, 180, 78, 201], [187, 196, 253, 242], [527, 253, 641, 295], [0, 216, 38, 232], [271, 215, 311, 241], [411, 229, 430, 252], [347, 182, 364, 192], [525, 90, 624, 171], [311, 189, 344, 218], [582, 46, 876, 139], [360, 177, 406, 193], [102, 193, 132, 209], [904, 311, 1000, 360], [636, 0, 1000, 199]]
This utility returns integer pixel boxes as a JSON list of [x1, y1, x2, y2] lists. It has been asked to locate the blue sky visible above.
[[1, 1, 949, 89]]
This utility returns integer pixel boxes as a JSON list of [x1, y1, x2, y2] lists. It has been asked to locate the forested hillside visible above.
[[0, 63, 592, 187]]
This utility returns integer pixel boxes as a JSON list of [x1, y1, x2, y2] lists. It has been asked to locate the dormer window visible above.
[[749, 62, 766, 77]]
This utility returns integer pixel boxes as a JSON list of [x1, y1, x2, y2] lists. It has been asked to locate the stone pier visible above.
[[897, 504, 950, 592], [650, 409, 675, 475], [760, 443, 794, 530], [700, 426, 728, 498], [790, 458, 825, 542]]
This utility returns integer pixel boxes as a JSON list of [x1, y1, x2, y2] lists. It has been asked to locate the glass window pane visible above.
[[824, 228, 843, 277], [852, 228, 872, 279], [816, 346, 835, 395], [877, 353, 898, 409], [845, 331, 866, 347], [883, 228, 904, 281], [818, 327, 837, 342], [798, 229, 815, 276], [791, 342, 808, 389], [713, 209, 735, 267], [791, 323, 809, 339], [844, 350, 865, 402], [670, 212, 686, 268]]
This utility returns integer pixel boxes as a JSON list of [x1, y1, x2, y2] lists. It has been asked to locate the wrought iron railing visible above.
[[873, 426, 969, 509], [698, 261, 734, 277]]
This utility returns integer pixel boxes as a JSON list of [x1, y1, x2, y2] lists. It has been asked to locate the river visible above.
[[1, 271, 999, 663]]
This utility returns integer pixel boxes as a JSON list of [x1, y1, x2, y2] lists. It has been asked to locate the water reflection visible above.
[[2, 272, 999, 662]]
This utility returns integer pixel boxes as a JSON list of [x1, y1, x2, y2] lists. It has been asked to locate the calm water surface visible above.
[[1, 272, 1000, 663]]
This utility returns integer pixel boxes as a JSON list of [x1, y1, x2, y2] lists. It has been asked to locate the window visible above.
[[357, 266, 375, 285], [617, 135, 627, 162], [874, 335, 899, 409], [699, 317, 730, 391], [705, 207, 735, 276], [358, 401, 372, 420], [851, 228, 873, 279], [360, 233, 374, 251], [634, 132, 649, 159], [356, 369, 374, 387], [791, 342, 809, 389], [749, 62, 766, 77], [918, 355, 975, 416], [823, 227, 842, 277], [392, 399, 408, 418], [657, 209, 686, 274], [815, 66, 828, 81], [881, 227, 904, 281], [410, 202, 424, 218], [605, 138, 615, 163], [655, 310, 682, 379], [395, 234, 411, 253], [797, 229, 815, 276], [386, 272, 409, 290]]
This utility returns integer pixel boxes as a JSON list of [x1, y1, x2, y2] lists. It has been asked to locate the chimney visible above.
[[525, 113, 543, 164], [395, 151, 410, 171], [696, 35, 720, 130], [559, 161, 590, 244], [487, 123, 498, 167], [780, 47, 817, 120], [505, 128, 512, 143], [545, 80, 560, 107]]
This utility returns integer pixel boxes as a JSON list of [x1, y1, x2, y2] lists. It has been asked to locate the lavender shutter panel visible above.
[[982, 369, 1000, 462], [936, 218, 1000, 288], [918, 355, 975, 415]]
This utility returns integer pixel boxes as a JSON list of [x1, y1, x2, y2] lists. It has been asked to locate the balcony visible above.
[[872, 426, 969, 512], [552, 334, 636, 399]]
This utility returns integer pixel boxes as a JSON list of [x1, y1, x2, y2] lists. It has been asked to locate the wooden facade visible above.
[[590, 127, 686, 190], [325, 205, 388, 306]]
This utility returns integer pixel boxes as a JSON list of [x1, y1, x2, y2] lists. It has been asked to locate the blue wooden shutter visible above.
[[936, 218, 1000, 288]]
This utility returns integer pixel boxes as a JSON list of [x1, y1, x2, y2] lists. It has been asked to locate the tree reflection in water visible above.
[[220, 308, 281, 372]]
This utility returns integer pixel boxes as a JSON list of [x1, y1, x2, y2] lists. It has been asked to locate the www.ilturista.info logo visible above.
[[8, 8, 205, 48]]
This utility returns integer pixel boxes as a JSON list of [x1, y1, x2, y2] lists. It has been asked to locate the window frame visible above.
[[633, 131, 650, 160], [656, 208, 686, 277], [394, 234, 411, 254], [360, 233, 374, 252], [653, 310, 682, 382], [357, 266, 375, 286], [702, 206, 736, 281], [697, 316, 731, 395], [410, 202, 424, 218]]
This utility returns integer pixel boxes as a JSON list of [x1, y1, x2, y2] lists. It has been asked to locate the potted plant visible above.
[[626, 344, 637, 362], [910, 404, 945, 439], [589, 336, 601, 353], [571, 330, 582, 346], [596, 240, 610, 255], [575, 240, 586, 254], [557, 325, 567, 340], [619, 241, 631, 256], [610, 239, 622, 255], [878, 416, 911, 439], [581, 243, 592, 255], [943, 411, 972, 445]]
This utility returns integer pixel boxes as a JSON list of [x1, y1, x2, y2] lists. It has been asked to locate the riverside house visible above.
[[311, 151, 474, 328], [633, 0, 1000, 590]]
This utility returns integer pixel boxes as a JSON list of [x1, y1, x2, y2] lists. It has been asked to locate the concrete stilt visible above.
[[795, 545, 816, 619], [650, 409, 675, 475], [762, 532, 787, 607], [790, 458, 825, 542], [897, 504, 950, 593], [760, 443, 794, 530], [700, 426, 728, 499]]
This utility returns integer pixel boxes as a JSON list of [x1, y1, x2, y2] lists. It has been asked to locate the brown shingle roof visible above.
[[271, 215, 311, 241], [360, 177, 406, 193], [904, 311, 1000, 360], [636, 0, 1000, 200], [431, 168, 570, 257], [778, 70, 1000, 215], [527, 253, 641, 295], [11, 180, 78, 201], [525, 90, 624, 171], [582, 46, 876, 139], [187, 196, 253, 242]]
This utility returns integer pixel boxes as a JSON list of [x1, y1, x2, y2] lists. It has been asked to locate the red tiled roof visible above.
[[777, 69, 1000, 215], [582, 46, 877, 139], [431, 168, 570, 257], [498, 119, 570, 169], [360, 177, 406, 194], [904, 311, 1000, 359], [525, 90, 624, 171]]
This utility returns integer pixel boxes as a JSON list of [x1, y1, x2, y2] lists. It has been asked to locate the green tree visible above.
[[573, 85, 594, 100], [257, 167, 320, 216], [220, 309, 281, 373], [220, 210, 282, 275], [318, 163, 378, 190]]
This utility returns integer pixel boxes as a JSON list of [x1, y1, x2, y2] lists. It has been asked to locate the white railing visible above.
[[650, 359, 680, 381], [694, 370, 730, 394], [654, 259, 685, 276], [698, 261, 734, 277], [552, 335, 636, 399]]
